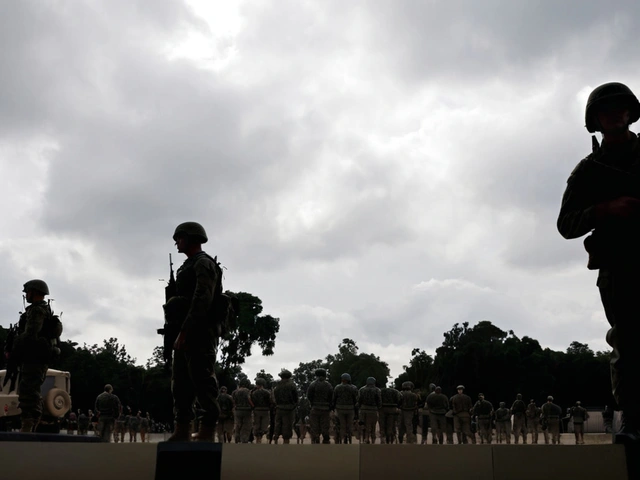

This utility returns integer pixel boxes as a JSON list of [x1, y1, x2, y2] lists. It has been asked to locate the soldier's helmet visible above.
[[341, 373, 351, 382], [435, 386, 442, 393], [516, 393, 522, 400], [500, 402, 506, 407], [576, 401, 581, 406], [585, 82, 640, 133], [315, 368, 327, 378], [457, 385, 465, 390], [239, 378, 251, 388], [366, 377, 376, 386], [255, 378, 267, 387], [173, 222, 208, 244], [23, 279, 49, 296], [279, 369, 292, 379], [530, 399, 535, 404], [220, 386, 228, 393], [478, 393, 484, 399], [401, 381, 413, 390], [547, 395, 554, 402], [429, 383, 436, 391]]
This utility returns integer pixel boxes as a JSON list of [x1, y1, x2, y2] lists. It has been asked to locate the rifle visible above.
[[158, 254, 179, 370], [2, 324, 20, 392]]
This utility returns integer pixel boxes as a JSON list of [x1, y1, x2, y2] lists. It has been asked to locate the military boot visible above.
[[20, 419, 35, 433], [167, 423, 191, 442], [192, 424, 215, 442]]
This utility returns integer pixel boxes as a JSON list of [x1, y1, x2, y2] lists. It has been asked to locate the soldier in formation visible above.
[[541, 396, 562, 445], [511, 393, 527, 444], [216, 386, 234, 442], [426, 386, 448, 445], [473, 393, 494, 444], [358, 377, 381, 444], [232, 379, 253, 443], [568, 401, 590, 445], [307, 368, 333, 444], [272, 369, 298, 444], [114, 410, 126, 442], [140, 412, 150, 442], [494, 402, 511, 444], [129, 410, 141, 442], [451, 385, 474, 444], [399, 381, 418, 444], [77, 410, 89, 435], [379, 383, 402, 444], [526, 399, 541, 444], [251, 377, 272, 443], [333, 373, 358, 444]]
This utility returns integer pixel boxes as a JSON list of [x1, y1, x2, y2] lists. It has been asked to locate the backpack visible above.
[[41, 302, 63, 340], [210, 257, 239, 338]]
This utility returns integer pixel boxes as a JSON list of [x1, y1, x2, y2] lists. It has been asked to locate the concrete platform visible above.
[[0, 442, 633, 480]]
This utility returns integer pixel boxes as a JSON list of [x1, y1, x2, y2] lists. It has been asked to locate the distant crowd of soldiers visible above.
[[211, 369, 594, 445], [63, 406, 156, 442]]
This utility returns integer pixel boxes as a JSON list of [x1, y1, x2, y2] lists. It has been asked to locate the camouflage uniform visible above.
[[114, 412, 126, 442], [358, 379, 382, 444], [251, 381, 273, 443], [495, 403, 511, 444], [511, 394, 527, 444], [451, 386, 475, 444], [426, 388, 449, 444], [307, 370, 333, 444], [557, 83, 640, 442], [78, 411, 89, 435], [569, 402, 590, 445], [232, 384, 253, 443], [273, 371, 298, 443], [379, 386, 402, 444], [541, 397, 562, 445], [296, 395, 311, 444], [140, 413, 150, 442], [216, 387, 234, 442], [472, 395, 494, 444], [168, 224, 222, 439], [129, 412, 141, 442], [399, 382, 418, 444], [95, 386, 121, 443], [13, 288, 54, 432], [333, 375, 359, 443], [526, 400, 541, 444]]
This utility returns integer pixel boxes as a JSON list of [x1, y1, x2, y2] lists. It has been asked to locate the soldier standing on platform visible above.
[[307, 369, 333, 444]]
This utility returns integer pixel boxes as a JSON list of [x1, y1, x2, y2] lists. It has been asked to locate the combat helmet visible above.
[[279, 369, 292, 379], [366, 377, 376, 386], [340, 373, 351, 382], [585, 82, 640, 133], [255, 378, 267, 387], [173, 222, 208, 244], [23, 279, 49, 296], [315, 368, 327, 378]]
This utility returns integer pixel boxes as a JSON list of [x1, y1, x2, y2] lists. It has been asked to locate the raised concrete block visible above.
[[220, 444, 359, 480], [492, 445, 627, 480], [359, 445, 494, 479]]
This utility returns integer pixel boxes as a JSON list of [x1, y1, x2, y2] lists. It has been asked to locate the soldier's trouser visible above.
[[420, 413, 429, 443], [453, 413, 474, 444], [527, 421, 539, 443], [380, 408, 398, 443], [598, 270, 640, 423], [574, 423, 584, 444], [18, 362, 48, 423], [512, 414, 526, 443], [297, 422, 307, 442], [496, 421, 510, 443], [477, 417, 492, 444], [234, 409, 252, 443], [216, 415, 234, 442], [253, 408, 270, 440], [401, 410, 416, 444], [310, 408, 330, 443], [274, 408, 295, 441], [543, 418, 560, 444], [140, 428, 147, 443], [336, 408, 354, 440], [360, 409, 378, 444], [97, 418, 115, 443], [445, 417, 454, 444], [171, 336, 220, 428], [429, 413, 446, 444]]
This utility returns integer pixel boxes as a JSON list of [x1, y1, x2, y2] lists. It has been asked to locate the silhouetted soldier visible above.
[[307, 368, 333, 444], [358, 377, 382, 444], [511, 393, 527, 444], [495, 402, 511, 444], [569, 401, 590, 445], [426, 386, 449, 444], [251, 378, 273, 443], [333, 373, 358, 444], [451, 385, 474, 444], [379, 383, 402, 444], [399, 382, 419, 444], [541, 396, 562, 445], [526, 399, 541, 444]]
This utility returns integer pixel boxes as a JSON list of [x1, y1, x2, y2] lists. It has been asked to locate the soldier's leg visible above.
[[234, 413, 242, 443], [337, 411, 348, 441], [321, 411, 331, 444], [171, 351, 196, 436], [253, 412, 262, 443], [242, 411, 253, 443], [404, 412, 416, 444], [461, 416, 475, 444], [186, 348, 220, 431], [378, 412, 387, 444], [282, 410, 294, 443], [17, 363, 48, 431], [309, 411, 320, 443], [273, 409, 283, 443], [366, 412, 378, 444], [453, 416, 463, 444]]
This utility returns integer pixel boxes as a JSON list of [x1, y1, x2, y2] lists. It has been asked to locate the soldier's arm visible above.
[[182, 258, 217, 331], [376, 390, 382, 409], [22, 305, 47, 338]]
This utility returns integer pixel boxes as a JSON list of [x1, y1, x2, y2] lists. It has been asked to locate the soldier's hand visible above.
[[596, 196, 640, 220]]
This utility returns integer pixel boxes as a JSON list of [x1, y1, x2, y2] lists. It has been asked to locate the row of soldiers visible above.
[[65, 407, 153, 442], [209, 369, 591, 445]]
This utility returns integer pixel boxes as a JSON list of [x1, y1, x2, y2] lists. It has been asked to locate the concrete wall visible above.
[[0, 442, 630, 480]]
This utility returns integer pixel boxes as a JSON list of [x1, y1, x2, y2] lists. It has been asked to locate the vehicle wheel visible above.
[[45, 388, 71, 417]]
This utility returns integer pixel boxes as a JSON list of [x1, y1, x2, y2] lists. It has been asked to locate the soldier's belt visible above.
[[253, 407, 270, 411], [276, 405, 296, 410]]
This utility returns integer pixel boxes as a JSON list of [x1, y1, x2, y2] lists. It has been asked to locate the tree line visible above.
[[1, 299, 613, 422]]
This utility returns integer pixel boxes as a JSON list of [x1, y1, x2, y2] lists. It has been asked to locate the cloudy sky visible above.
[[1, 0, 638, 382]]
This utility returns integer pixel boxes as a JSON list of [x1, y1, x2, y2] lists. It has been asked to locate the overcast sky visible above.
[[1, 0, 638, 383]]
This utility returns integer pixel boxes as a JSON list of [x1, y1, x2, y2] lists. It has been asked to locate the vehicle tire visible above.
[[45, 388, 71, 417]]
